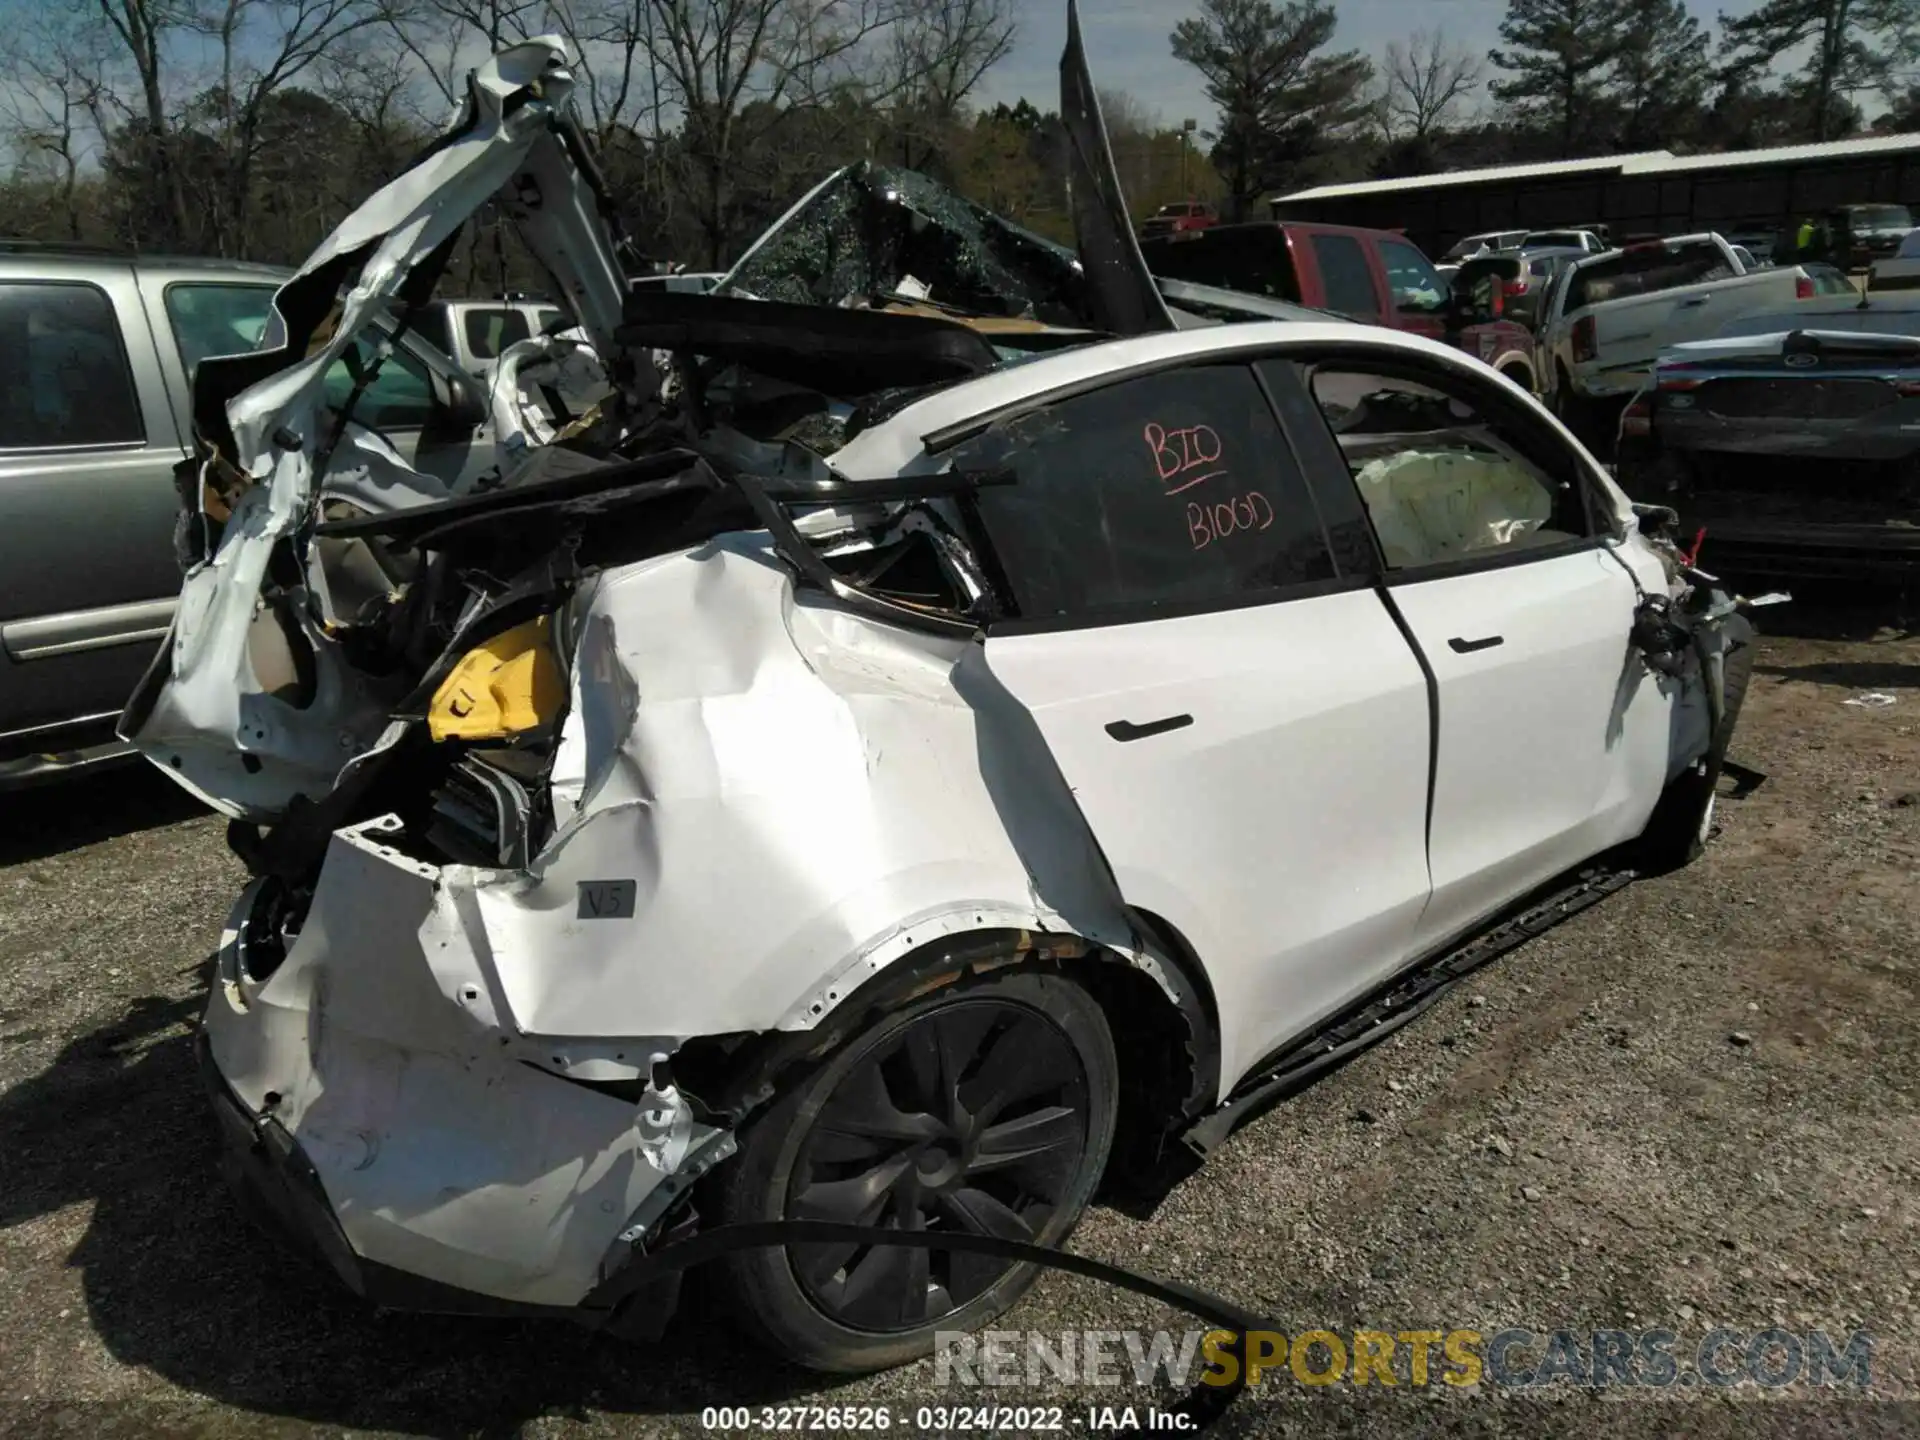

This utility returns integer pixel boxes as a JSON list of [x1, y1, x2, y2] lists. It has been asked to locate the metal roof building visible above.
[[1272, 133, 1920, 255]]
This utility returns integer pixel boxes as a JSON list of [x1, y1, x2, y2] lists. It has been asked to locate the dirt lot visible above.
[[2, 596, 1918, 1439]]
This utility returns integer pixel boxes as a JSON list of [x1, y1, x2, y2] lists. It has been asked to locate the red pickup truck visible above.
[[1139, 220, 1541, 392]]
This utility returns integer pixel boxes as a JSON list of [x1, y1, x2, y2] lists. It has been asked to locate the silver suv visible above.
[[0, 244, 495, 786]]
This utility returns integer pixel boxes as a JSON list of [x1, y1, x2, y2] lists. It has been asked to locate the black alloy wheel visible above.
[[786, 998, 1090, 1331], [707, 966, 1117, 1372]]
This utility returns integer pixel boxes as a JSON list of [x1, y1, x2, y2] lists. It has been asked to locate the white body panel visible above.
[[1389, 545, 1681, 952], [984, 590, 1433, 1085]]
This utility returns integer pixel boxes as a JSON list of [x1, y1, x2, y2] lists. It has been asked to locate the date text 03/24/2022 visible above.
[[699, 1405, 1195, 1432]]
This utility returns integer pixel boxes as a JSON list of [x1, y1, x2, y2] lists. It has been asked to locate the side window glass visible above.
[[1379, 239, 1448, 315], [0, 282, 143, 448], [1309, 234, 1380, 318], [1305, 367, 1590, 571], [462, 307, 530, 361], [962, 364, 1337, 621], [323, 333, 437, 430], [164, 283, 277, 377]]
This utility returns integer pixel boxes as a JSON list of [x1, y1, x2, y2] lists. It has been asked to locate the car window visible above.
[[410, 303, 455, 357], [163, 282, 278, 377], [1310, 234, 1379, 317], [1141, 227, 1302, 302], [535, 307, 565, 334], [322, 332, 438, 430], [960, 363, 1338, 622], [462, 306, 531, 361], [0, 281, 143, 449], [1810, 265, 1855, 295], [1566, 241, 1733, 311], [1379, 239, 1448, 314], [1304, 365, 1590, 571]]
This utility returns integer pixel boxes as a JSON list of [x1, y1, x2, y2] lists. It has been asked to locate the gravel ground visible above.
[[2, 599, 1917, 1439]]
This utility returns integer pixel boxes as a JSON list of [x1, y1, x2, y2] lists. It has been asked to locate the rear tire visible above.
[[708, 964, 1118, 1373]]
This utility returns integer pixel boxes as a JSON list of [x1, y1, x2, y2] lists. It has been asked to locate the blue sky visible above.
[[978, 0, 1772, 124]]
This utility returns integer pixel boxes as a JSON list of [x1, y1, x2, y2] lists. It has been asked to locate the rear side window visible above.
[[960, 364, 1337, 622], [1305, 366, 1590, 571], [462, 306, 531, 361], [1140, 227, 1302, 302], [0, 282, 142, 449], [1566, 242, 1733, 311], [1310, 234, 1379, 317], [164, 282, 277, 376]]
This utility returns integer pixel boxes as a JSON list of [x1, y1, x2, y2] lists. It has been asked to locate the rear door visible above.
[[964, 358, 1434, 1086], [1286, 350, 1674, 955], [0, 270, 185, 745]]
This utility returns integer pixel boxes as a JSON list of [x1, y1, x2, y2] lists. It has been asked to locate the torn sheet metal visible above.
[[204, 815, 715, 1308], [466, 533, 1147, 1040], [1057, 0, 1176, 336], [120, 37, 634, 821]]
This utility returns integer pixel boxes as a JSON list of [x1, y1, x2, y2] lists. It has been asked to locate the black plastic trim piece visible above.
[[1373, 584, 1441, 853], [985, 571, 1374, 638], [1448, 634, 1505, 653], [1106, 715, 1194, 742]]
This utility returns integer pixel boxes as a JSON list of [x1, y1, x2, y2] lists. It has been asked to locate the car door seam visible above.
[[1373, 582, 1439, 856]]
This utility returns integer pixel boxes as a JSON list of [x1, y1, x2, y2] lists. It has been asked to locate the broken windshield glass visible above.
[[721, 162, 1097, 327]]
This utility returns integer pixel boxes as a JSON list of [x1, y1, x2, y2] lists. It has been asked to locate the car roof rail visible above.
[[0, 238, 127, 257]]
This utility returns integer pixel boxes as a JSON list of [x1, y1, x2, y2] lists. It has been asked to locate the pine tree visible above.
[[1610, 0, 1713, 148], [1170, 0, 1374, 219], [1719, 0, 1920, 142], [1489, 0, 1631, 156]]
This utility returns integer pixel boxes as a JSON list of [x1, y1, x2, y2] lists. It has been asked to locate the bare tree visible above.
[[1380, 28, 1484, 142], [891, 0, 1013, 121], [643, 0, 923, 265], [88, 0, 195, 239], [1, 12, 115, 238], [188, 0, 389, 253]]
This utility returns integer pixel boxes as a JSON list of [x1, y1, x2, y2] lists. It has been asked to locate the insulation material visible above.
[[1354, 449, 1554, 567]]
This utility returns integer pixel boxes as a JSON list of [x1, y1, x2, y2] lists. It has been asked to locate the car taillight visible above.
[[1489, 277, 1505, 316], [1572, 316, 1596, 363], [1620, 397, 1651, 437], [1796, 272, 1815, 301], [1894, 379, 1920, 397], [1658, 374, 1704, 391]]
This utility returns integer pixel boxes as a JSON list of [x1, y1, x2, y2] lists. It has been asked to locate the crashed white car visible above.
[[125, 30, 1754, 1374]]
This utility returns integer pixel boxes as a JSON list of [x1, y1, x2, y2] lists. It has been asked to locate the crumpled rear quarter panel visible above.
[[204, 824, 672, 1308]]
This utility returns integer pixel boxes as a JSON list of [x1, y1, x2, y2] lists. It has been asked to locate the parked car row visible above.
[[1140, 220, 1543, 390]]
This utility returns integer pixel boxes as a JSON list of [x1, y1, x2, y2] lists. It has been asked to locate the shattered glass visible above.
[[722, 162, 1097, 327]]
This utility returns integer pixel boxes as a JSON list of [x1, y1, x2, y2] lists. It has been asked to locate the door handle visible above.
[[1106, 714, 1194, 742], [1448, 634, 1504, 654], [1678, 296, 1709, 307]]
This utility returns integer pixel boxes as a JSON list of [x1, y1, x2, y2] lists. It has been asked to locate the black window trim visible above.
[[1271, 341, 1620, 585], [0, 277, 147, 453]]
